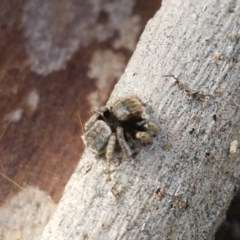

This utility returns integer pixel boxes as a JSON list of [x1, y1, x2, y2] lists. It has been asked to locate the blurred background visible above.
[[0, 1, 238, 239], [0, 0, 161, 205], [0, 1, 161, 239]]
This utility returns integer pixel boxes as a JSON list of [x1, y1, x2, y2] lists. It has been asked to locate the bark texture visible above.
[[41, 0, 240, 239]]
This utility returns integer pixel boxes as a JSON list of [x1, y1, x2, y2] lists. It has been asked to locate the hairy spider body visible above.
[[82, 95, 157, 180], [83, 120, 112, 154], [110, 96, 145, 121]]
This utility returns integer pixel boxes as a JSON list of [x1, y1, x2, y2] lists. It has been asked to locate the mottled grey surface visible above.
[[41, 0, 240, 239], [23, 0, 136, 75]]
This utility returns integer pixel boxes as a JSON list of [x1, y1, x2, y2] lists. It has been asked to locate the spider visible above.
[[82, 95, 157, 180]]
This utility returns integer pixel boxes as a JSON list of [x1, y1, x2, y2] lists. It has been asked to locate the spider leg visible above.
[[135, 132, 153, 143], [84, 106, 108, 132], [143, 122, 158, 136], [82, 120, 112, 154], [135, 120, 157, 143], [106, 133, 116, 181], [92, 106, 108, 115], [116, 127, 132, 160], [84, 113, 101, 132]]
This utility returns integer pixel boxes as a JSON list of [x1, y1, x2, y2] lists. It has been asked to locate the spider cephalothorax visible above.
[[82, 95, 157, 179]]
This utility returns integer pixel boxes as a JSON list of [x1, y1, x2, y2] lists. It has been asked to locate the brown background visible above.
[[0, 0, 161, 205]]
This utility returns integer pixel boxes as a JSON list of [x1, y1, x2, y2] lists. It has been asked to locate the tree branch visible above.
[[41, 0, 240, 239]]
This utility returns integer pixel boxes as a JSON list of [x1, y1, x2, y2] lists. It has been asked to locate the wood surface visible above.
[[41, 0, 240, 239]]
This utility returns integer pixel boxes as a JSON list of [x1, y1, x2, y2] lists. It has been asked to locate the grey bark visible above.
[[41, 0, 240, 239]]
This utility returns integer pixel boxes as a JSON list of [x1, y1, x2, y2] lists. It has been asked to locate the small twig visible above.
[[163, 74, 191, 93], [78, 112, 85, 135], [163, 74, 213, 101], [232, 99, 240, 107], [0, 121, 10, 141], [0, 157, 24, 191], [0, 171, 24, 191]]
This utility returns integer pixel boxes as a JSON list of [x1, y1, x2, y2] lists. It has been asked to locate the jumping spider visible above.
[[82, 95, 157, 180]]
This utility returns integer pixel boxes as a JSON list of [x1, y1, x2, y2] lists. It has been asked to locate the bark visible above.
[[41, 0, 240, 239]]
